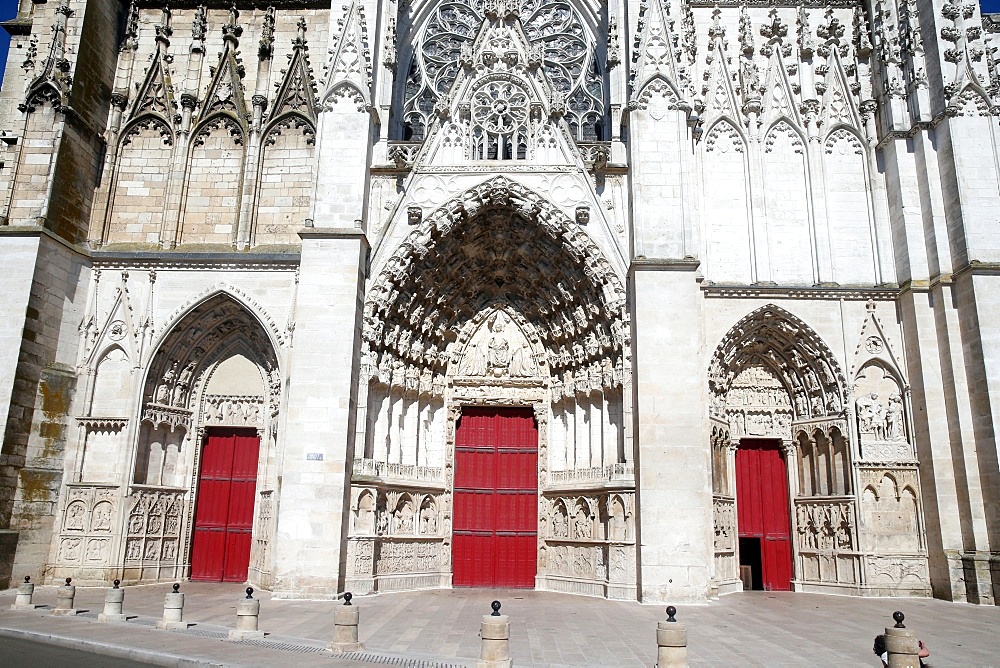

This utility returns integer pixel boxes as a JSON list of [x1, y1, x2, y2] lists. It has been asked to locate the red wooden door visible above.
[[736, 439, 793, 591], [453, 407, 537, 588], [190, 428, 260, 582]]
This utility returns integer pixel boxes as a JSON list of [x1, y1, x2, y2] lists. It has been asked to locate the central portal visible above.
[[453, 407, 538, 588]]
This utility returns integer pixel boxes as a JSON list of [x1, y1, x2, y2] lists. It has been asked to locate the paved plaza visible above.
[[1, 583, 998, 666]]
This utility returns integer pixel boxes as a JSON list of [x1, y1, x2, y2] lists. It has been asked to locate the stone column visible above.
[[477, 601, 511, 668], [632, 261, 711, 603], [329, 592, 364, 652], [271, 231, 368, 598], [655, 606, 688, 668], [884, 612, 920, 668], [98, 580, 126, 622]]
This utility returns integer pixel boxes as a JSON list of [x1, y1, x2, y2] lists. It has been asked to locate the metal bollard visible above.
[[656, 606, 688, 668], [156, 583, 190, 630], [11, 576, 39, 610], [98, 580, 126, 623], [329, 592, 364, 653], [52, 577, 78, 616], [885, 611, 920, 668], [229, 587, 265, 640], [477, 600, 511, 668]]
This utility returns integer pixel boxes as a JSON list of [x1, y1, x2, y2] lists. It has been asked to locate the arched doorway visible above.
[[708, 305, 853, 594], [346, 177, 633, 597], [131, 293, 281, 584]]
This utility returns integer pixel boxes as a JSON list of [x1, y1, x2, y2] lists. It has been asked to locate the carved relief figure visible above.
[[419, 497, 438, 535], [574, 500, 592, 539], [551, 500, 569, 538], [65, 502, 86, 531], [355, 491, 375, 535], [92, 502, 113, 532]]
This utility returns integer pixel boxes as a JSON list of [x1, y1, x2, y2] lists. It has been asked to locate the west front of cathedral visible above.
[[0, 0, 998, 606]]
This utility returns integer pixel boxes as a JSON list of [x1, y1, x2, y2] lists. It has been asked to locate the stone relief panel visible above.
[[854, 362, 913, 461], [859, 470, 922, 555], [346, 485, 449, 592], [713, 497, 736, 552], [795, 500, 856, 552], [457, 310, 539, 379], [249, 490, 275, 583], [539, 492, 636, 598], [725, 364, 793, 439], [125, 486, 185, 567], [55, 485, 119, 568], [202, 395, 265, 427]]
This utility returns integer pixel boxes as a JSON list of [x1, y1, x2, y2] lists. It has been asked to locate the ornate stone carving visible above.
[[202, 395, 264, 427], [713, 498, 736, 551], [125, 486, 185, 564], [709, 305, 847, 422], [401, 0, 604, 141], [56, 485, 119, 567], [795, 500, 855, 552]]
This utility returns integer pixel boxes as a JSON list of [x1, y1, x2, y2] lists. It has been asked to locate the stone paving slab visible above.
[[2, 583, 999, 666]]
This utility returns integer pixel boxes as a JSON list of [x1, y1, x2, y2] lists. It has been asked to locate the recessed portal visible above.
[[736, 439, 792, 591], [190, 427, 260, 582], [452, 407, 538, 588]]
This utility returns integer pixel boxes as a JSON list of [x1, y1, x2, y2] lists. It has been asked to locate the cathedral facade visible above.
[[0, 0, 998, 605]]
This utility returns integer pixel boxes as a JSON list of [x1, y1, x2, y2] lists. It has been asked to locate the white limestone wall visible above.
[[272, 234, 365, 597], [0, 235, 41, 433], [632, 266, 711, 602], [311, 102, 371, 230], [629, 107, 689, 259]]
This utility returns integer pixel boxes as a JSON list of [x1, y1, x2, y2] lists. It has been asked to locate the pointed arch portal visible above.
[[137, 293, 280, 583]]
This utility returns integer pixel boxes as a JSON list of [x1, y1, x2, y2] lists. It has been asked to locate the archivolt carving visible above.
[[363, 177, 627, 398], [709, 305, 847, 422], [145, 297, 280, 417]]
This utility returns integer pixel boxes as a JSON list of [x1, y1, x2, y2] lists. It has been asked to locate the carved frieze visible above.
[[57, 485, 119, 567], [202, 394, 265, 427], [125, 486, 185, 564], [795, 500, 856, 552], [713, 497, 736, 552]]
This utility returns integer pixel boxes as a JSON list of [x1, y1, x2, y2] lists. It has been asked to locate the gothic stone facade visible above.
[[0, 0, 997, 605]]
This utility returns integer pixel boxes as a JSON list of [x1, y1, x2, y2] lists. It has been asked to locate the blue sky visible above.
[[0, 0, 18, 90], [0, 0, 999, 90]]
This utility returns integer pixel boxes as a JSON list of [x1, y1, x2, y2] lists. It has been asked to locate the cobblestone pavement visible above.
[[2, 583, 999, 667]]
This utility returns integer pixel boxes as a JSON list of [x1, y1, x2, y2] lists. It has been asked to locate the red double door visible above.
[[453, 407, 538, 588], [190, 428, 260, 582], [736, 439, 793, 591]]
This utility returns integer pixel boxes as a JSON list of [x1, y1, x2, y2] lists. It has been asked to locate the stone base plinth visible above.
[[98, 613, 127, 622], [329, 642, 365, 653], [229, 629, 265, 640]]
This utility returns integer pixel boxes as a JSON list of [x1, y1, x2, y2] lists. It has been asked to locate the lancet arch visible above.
[[709, 305, 847, 424], [125, 292, 282, 584], [709, 304, 856, 594]]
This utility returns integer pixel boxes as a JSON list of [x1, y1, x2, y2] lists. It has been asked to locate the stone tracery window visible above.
[[399, 0, 605, 141], [471, 80, 529, 159]]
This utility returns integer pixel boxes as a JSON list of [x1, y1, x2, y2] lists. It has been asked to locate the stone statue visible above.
[[887, 393, 904, 441]]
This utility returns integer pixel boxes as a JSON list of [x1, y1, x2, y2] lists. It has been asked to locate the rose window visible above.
[[398, 0, 606, 142], [471, 81, 529, 160]]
